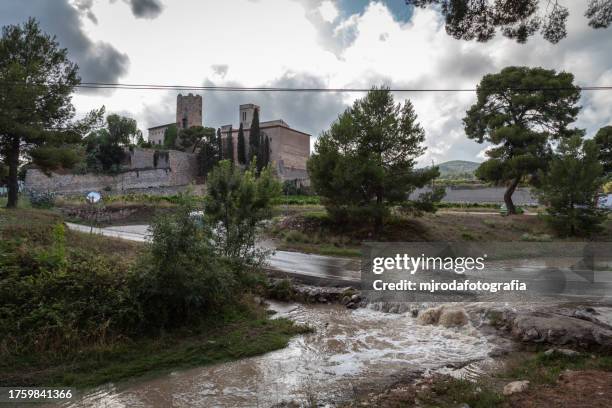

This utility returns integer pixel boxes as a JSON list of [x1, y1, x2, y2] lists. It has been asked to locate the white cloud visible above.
[[318, 0, 338, 23], [40, 0, 612, 164]]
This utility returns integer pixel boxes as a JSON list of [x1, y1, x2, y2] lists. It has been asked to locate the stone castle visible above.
[[148, 94, 310, 182], [25, 94, 310, 196]]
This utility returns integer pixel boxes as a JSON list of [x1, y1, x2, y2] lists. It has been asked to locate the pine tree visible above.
[[537, 135, 606, 236], [216, 128, 223, 161], [465, 66, 581, 214], [237, 123, 246, 165], [226, 127, 234, 163], [0, 19, 100, 207], [249, 108, 261, 165]]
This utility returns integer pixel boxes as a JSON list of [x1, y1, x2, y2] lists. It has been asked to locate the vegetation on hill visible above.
[[436, 160, 480, 179]]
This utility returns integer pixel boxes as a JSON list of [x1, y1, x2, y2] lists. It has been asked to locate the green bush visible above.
[[0, 235, 139, 356], [131, 197, 237, 331], [27, 191, 56, 209], [283, 230, 309, 243]]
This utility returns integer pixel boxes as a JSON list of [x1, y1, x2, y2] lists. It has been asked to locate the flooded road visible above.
[[59, 303, 491, 407]]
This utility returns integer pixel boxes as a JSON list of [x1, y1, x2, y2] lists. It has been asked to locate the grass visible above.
[[1, 302, 311, 388], [501, 350, 612, 385], [419, 377, 504, 408], [349, 350, 612, 408], [1, 207, 311, 389]]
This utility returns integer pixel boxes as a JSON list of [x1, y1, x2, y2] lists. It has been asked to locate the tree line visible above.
[[308, 70, 611, 237]]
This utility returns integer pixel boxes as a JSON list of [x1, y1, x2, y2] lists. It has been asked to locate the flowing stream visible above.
[[59, 302, 492, 408]]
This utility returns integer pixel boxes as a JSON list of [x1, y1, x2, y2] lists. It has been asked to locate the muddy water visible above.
[[61, 303, 491, 408]]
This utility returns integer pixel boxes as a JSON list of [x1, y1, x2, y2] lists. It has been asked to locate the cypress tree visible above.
[[226, 127, 234, 163], [237, 123, 246, 165], [260, 134, 270, 168], [249, 107, 261, 164], [216, 128, 223, 161]]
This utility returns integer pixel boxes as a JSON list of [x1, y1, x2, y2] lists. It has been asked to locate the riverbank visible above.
[[268, 207, 612, 258], [0, 208, 309, 389], [342, 349, 612, 408]]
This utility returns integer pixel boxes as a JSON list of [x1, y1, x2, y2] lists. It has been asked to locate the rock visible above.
[[351, 294, 360, 302], [456, 404, 471, 408], [439, 307, 469, 328], [502, 380, 529, 396], [509, 311, 612, 349], [417, 305, 469, 327], [341, 296, 351, 305], [411, 309, 419, 318], [544, 348, 581, 357], [418, 306, 443, 325]]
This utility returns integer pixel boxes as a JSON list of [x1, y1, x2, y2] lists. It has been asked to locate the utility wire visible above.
[[74, 82, 612, 92], [2, 80, 612, 92]]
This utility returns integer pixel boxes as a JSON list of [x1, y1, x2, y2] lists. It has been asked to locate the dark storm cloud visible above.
[[0, 0, 129, 90], [77, 0, 164, 21], [125, 0, 164, 19]]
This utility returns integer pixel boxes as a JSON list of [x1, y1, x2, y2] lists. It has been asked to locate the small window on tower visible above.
[[242, 112, 246, 121]]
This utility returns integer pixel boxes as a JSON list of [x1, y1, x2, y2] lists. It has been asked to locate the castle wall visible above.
[[25, 148, 199, 196]]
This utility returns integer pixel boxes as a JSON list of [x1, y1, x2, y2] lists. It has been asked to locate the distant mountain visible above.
[[436, 160, 480, 179]]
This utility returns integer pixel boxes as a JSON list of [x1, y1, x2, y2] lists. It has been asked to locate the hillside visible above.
[[436, 160, 480, 179]]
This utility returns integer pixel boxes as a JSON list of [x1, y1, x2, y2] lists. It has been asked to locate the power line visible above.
[[2, 80, 612, 92], [74, 82, 612, 92]]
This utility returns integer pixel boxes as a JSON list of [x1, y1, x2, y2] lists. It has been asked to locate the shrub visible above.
[[283, 230, 309, 243], [0, 238, 139, 356], [27, 190, 56, 208], [130, 196, 238, 331], [204, 161, 281, 262], [267, 279, 295, 301]]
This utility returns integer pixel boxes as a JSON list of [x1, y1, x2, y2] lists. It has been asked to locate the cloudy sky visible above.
[[1, 0, 611, 164]]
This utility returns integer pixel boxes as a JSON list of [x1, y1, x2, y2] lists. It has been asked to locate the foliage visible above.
[[536, 135, 606, 236], [131, 196, 237, 331], [197, 127, 221, 179], [29, 145, 83, 173], [0, 18, 101, 208], [282, 179, 313, 196], [84, 114, 140, 173], [594, 125, 612, 176], [216, 128, 223, 160], [225, 126, 234, 162], [258, 133, 271, 172], [178, 125, 209, 152], [163, 123, 178, 148], [204, 161, 281, 262], [307, 87, 439, 232], [237, 123, 247, 165], [26, 190, 56, 209], [465, 66, 581, 214], [407, 0, 611, 44], [398, 185, 446, 216], [0, 236, 139, 356], [249, 107, 261, 164]]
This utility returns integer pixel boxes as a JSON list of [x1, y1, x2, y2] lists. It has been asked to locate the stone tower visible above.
[[239, 103, 260, 129], [176, 93, 203, 129]]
